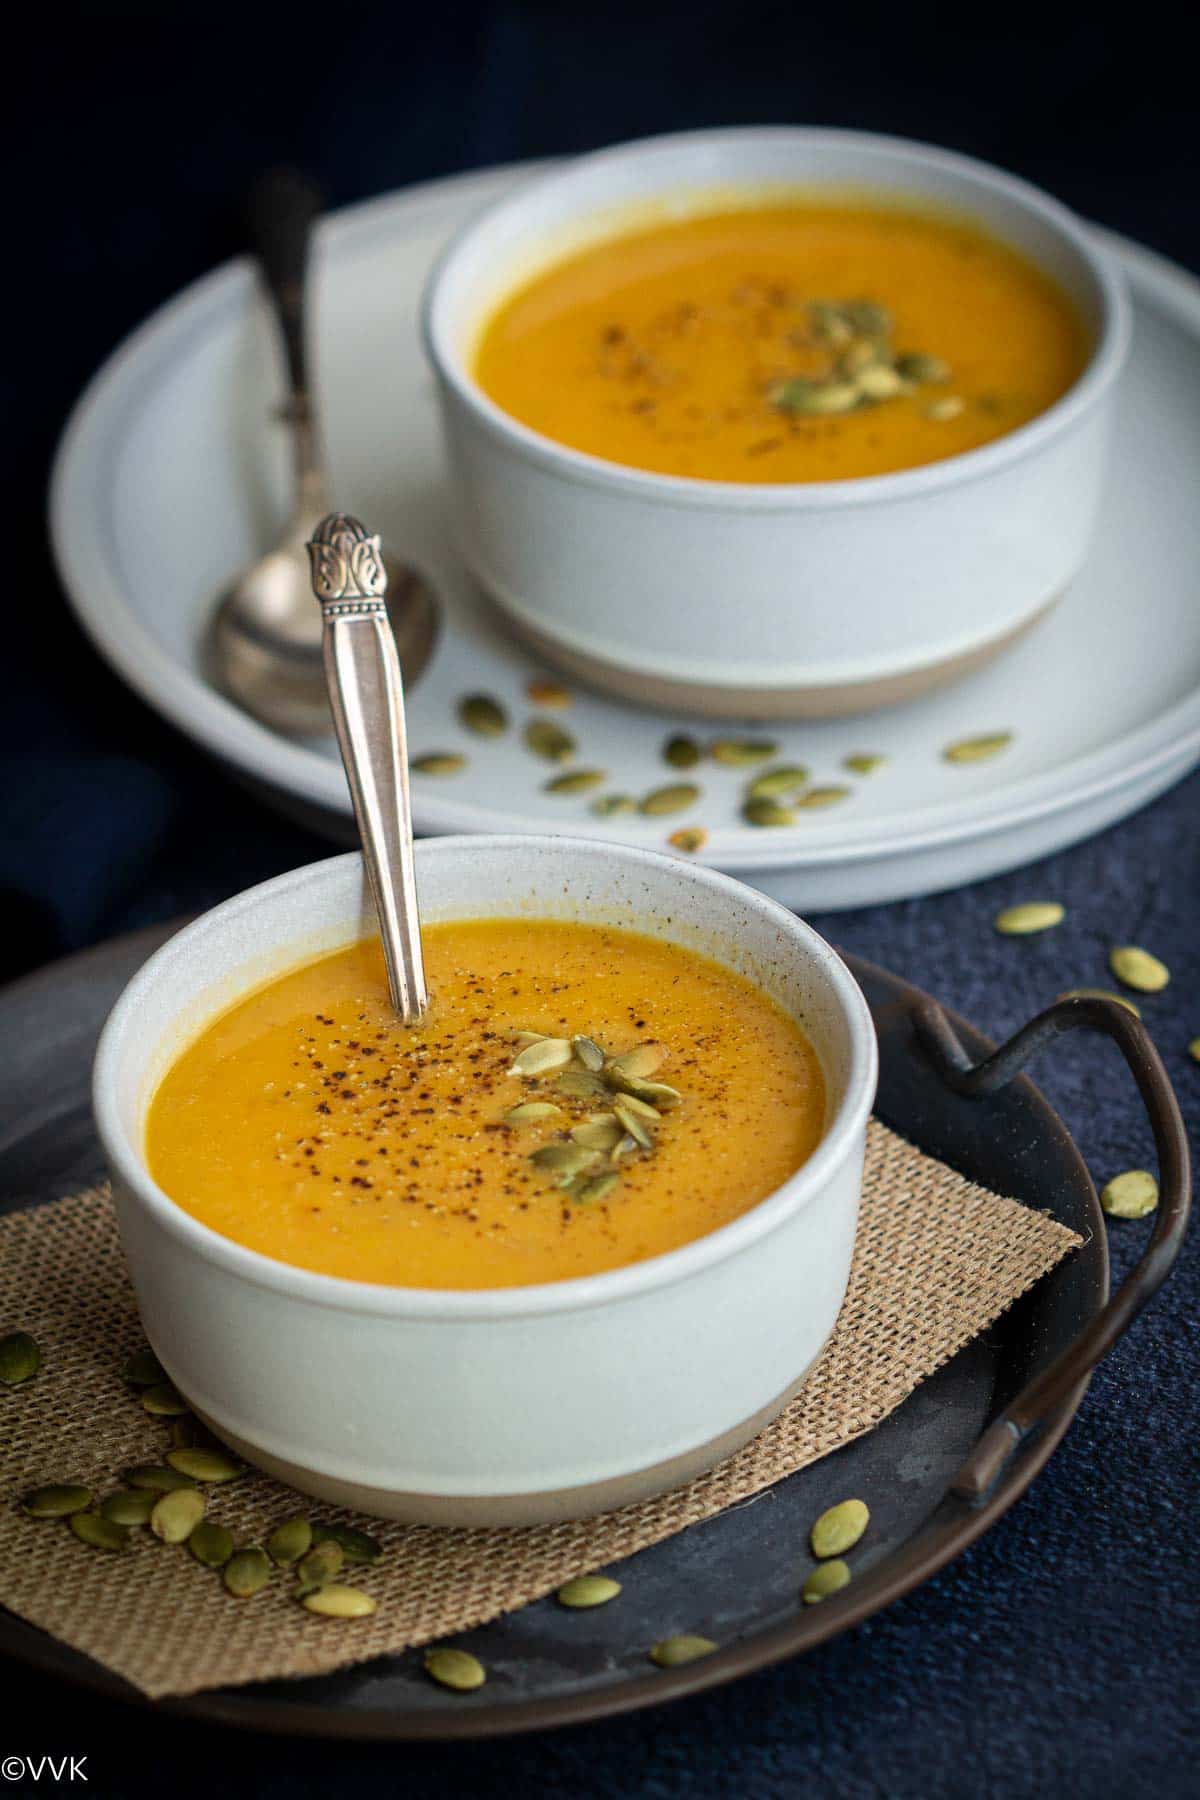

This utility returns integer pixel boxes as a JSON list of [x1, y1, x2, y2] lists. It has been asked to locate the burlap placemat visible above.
[[0, 1120, 1080, 1699]]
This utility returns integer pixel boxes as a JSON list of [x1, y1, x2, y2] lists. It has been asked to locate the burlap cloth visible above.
[[0, 1120, 1080, 1699]]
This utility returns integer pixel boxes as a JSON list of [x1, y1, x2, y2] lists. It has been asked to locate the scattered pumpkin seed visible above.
[[556, 1069, 610, 1100], [650, 1635, 718, 1668], [926, 395, 966, 421], [611, 1132, 639, 1162], [0, 1330, 40, 1387], [809, 301, 854, 346], [572, 1035, 606, 1072], [772, 377, 861, 416], [610, 1043, 666, 1080], [668, 827, 708, 853], [591, 793, 637, 818], [169, 1416, 210, 1450], [795, 786, 851, 810], [100, 1490, 157, 1526], [608, 1089, 661, 1121], [424, 1647, 486, 1692], [1058, 987, 1141, 1018], [857, 363, 906, 400], [411, 752, 466, 776], [1189, 1038, 1200, 1063], [896, 351, 950, 384], [125, 1464, 198, 1493], [544, 769, 607, 795], [1100, 1169, 1159, 1219], [557, 1574, 621, 1608], [312, 1523, 384, 1566], [640, 783, 701, 816], [711, 738, 778, 767], [612, 1099, 654, 1150], [843, 753, 887, 776], [189, 1521, 235, 1568], [995, 902, 1065, 936], [23, 1483, 93, 1519], [524, 717, 576, 762], [571, 1117, 624, 1152], [743, 797, 795, 828], [843, 299, 891, 336], [525, 678, 570, 708], [504, 1100, 564, 1125], [663, 734, 702, 769], [512, 1030, 547, 1047], [224, 1546, 272, 1597], [141, 1382, 189, 1417], [151, 1486, 206, 1544], [810, 1498, 870, 1559], [840, 338, 883, 378], [943, 732, 1013, 765], [530, 1142, 599, 1182], [266, 1517, 313, 1566], [166, 1447, 245, 1483], [747, 765, 808, 801], [297, 1540, 346, 1587], [510, 1037, 573, 1078], [1109, 946, 1169, 993], [608, 1070, 678, 1109], [457, 693, 508, 737], [573, 1171, 620, 1204], [302, 1583, 377, 1618], [803, 1559, 852, 1603], [70, 1512, 128, 1552], [123, 1347, 165, 1388]]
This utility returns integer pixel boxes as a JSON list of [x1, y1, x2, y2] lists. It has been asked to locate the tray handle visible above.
[[912, 993, 1191, 1501]]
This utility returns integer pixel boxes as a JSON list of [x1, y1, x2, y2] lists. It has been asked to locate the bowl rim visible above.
[[93, 837, 878, 1322], [421, 123, 1131, 511]]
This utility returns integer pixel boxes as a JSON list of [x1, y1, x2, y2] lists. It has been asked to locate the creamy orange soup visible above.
[[473, 201, 1088, 482], [146, 920, 826, 1289]]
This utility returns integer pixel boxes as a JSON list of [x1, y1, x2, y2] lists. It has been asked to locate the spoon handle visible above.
[[247, 168, 325, 499], [308, 513, 428, 1022]]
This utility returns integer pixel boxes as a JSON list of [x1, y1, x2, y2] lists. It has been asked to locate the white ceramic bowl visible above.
[[423, 127, 1130, 719], [94, 837, 876, 1525]]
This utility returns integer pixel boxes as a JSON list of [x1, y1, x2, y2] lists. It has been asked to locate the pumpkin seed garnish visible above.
[[125, 1464, 198, 1493], [151, 1486, 206, 1544], [896, 351, 950, 384], [994, 902, 1065, 936], [611, 1132, 639, 1163], [570, 1117, 624, 1152], [803, 1558, 852, 1603], [123, 1347, 165, 1388], [795, 786, 851, 810], [70, 1512, 128, 1552], [557, 1574, 621, 1608], [166, 1447, 245, 1483], [843, 299, 891, 337], [748, 765, 808, 801], [504, 1100, 564, 1125], [302, 1583, 377, 1618], [711, 738, 778, 767], [612, 1099, 655, 1149], [544, 769, 607, 795], [668, 827, 708, 853], [856, 362, 906, 400], [608, 1088, 661, 1121], [424, 1647, 486, 1692], [1058, 987, 1141, 1018], [810, 1498, 869, 1559], [591, 793, 637, 817], [530, 1142, 599, 1182], [607, 1069, 679, 1109], [1109, 946, 1170, 993], [524, 717, 576, 762], [943, 732, 1012, 764], [141, 1382, 189, 1417], [457, 693, 508, 737], [926, 395, 966, 421], [1189, 1038, 1200, 1063], [556, 1069, 610, 1100], [411, 752, 467, 776], [525, 678, 570, 709], [297, 1540, 346, 1586], [223, 1547, 272, 1597], [650, 1635, 718, 1668], [843, 753, 887, 776], [23, 1483, 93, 1519], [100, 1490, 157, 1526], [743, 796, 795, 828], [312, 1523, 384, 1566], [510, 1037, 573, 1078], [610, 1043, 666, 1079], [572, 1171, 620, 1204], [640, 783, 701, 816], [1100, 1169, 1159, 1219], [663, 734, 702, 769], [169, 1416, 211, 1450], [512, 1029, 548, 1046], [267, 1517, 313, 1566], [0, 1330, 41, 1387], [572, 1034, 606, 1072], [772, 377, 861, 416], [189, 1521, 235, 1568]]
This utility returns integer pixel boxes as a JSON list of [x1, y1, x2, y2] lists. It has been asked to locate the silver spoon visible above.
[[308, 511, 428, 1021], [211, 169, 438, 738]]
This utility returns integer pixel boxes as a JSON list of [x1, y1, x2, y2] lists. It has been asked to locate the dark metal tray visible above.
[[0, 924, 1188, 1740]]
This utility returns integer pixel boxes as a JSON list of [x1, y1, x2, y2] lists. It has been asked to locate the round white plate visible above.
[[50, 161, 1200, 910]]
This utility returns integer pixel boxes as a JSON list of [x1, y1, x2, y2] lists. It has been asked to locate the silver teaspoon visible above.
[[211, 169, 438, 738], [308, 511, 428, 1022]]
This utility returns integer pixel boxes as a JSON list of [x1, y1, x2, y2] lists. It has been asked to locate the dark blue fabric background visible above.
[[3, 6, 1197, 1795]]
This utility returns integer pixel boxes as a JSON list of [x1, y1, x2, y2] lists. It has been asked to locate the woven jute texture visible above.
[[0, 1121, 1079, 1699]]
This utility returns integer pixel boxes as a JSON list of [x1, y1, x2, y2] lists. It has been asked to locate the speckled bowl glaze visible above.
[[423, 127, 1130, 718], [93, 837, 877, 1525]]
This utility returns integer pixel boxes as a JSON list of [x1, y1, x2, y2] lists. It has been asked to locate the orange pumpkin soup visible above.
[[145, 919, 825, 1289], [473, 200, 1088, 482]]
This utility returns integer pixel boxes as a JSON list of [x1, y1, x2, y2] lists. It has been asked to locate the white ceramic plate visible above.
[[50, 161, 1200, 909]]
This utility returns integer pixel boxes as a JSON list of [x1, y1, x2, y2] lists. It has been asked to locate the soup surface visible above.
[[146, 919, 826, 1289], [473, 199, 1088, 482]]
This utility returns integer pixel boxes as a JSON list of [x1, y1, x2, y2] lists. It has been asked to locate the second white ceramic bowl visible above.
[[423, 128, 1130, 719], [94, 837, 876, 1525]]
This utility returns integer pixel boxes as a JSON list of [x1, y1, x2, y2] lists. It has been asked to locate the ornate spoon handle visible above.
[[307, 513, 428, 1021]]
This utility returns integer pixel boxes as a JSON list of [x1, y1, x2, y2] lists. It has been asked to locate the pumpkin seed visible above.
[[411, 752, 466, 776], [23, 1483, 93, 1519], [424, 1647, 486, 1692], [839, 338, 883, 378], [297, 1541, 345, 1586], [141, 1381, 189, 1417], [312, 1523, 384, 1566], [1109, 946, 1170, 993], [856, 363, 906, 400], [100, 1490, 157, 1526], [994, 902, 1065, 936], [166, 1448, 245, 1483], [926, 395, 966, 421], [267, 1517, 313, 1565], [510, 1037, 573, 1078], [302, 1583, 377, 1618], [572, 1035, 606, 1072], [943, 732, 1012, 764], [457, 693, 508, 737], [526, 678, 570, 708], [189, 1521, 235, 1568], [524, 717, 576, 762], [0, 1330, 40, 1387], [512, 1030, 547, 1046], [1100, 1169, 1159, 1219], [504, 1100, 564, 1125], [711, 738, 778, 767], [843, 753, 887, 776], [1058, 987, 1141, 1018], [1189, 1038, 1200, 1062], [224, 1547, 272, 1597], [571, 1117, 624, 1152], [70, 1512, 128, 1552], [748, 765, 808, 801], [608, 1070, 679, 1110], [808, 301, 854, 346], [795, 786, 851, 810], [591, 793, 637, 817], [573, 1171, 620, 1204], [610, 1043, 666, 1080], [544, 769, 607, 795], [557, 1069, 610, 1100], [668, 827, 709, 853], [557, 1574, 621, 1608], [772, 377, 860, 416], [640, 783, 701, 816], [610, 1132, 639, 1162], [608, 1088, 661, 1121], [803, 1558, 851, 1603], [123, 1347, 165, 1388], [810, 1498, 869, 1558], [843, 299, 891, 337], [896, 351, 950, 384], [743, 797, 795, 828], [151, 1486, 206, 1544], [612, 1099, 654, 1149], [125, 1464, 198, 1493], [663, 734, 702, 769], [169, 1416, 211, 1449], [530, 1142, 599, 1182], [650, 1634, 718, 1668]]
